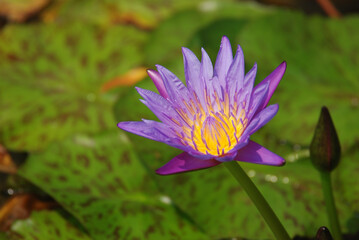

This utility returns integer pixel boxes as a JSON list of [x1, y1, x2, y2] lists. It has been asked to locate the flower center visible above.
[[190, 111, 246, 155], [177, 95, 248, 156]]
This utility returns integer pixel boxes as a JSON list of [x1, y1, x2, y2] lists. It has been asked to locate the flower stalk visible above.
[[320, 171, 342, 240], [224, 161, 290, 240]]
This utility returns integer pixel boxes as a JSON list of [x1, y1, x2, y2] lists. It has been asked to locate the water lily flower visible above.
[[118, 36, 286, 175]]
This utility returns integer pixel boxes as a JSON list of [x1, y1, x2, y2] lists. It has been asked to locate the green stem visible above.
[[224, 161, 290, 240], [223, 161, 290, 240], [320, 171, 342, 240]]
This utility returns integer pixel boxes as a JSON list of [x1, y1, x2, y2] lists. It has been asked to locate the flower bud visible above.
[[310, 107, 341, 172], [316, 226, 334, 240]]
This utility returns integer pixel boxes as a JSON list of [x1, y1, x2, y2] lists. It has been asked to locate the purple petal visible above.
[[244, 104, 279, 136], [200, 48, 213, 82], [118, 121, 173, 143], [136, 87, 183, 128], [253, 61, 286, 113], [156, 152, 221, 175], [118, 120, 190, 152], [215, 150, 238, 162], [147, 69, 169, 99], [214, 36, 233, 86], [247, 81, 269, 120], [227, 45, 245, 99], [234, 140, 285, 166], [182, 47, 201, 89], [243, 63, 257, 91], [156, 65, 190, 104], [182, 47, 206, 106], [226, 135, 250, 156], [239, 63, 257, 112]]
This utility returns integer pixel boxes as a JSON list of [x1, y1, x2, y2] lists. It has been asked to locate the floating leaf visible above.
[[10, 211, 91, 240], [18, 132, 207, 239], [0, 22, 147, 151]]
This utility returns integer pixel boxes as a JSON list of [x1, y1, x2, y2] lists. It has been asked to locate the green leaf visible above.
[[18, 132, 207, 240], [0, 22, 147, 151], [10, 211, 91, 240]]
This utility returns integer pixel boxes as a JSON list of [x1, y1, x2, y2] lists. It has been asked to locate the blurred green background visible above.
[[0, 0, 358, 239]]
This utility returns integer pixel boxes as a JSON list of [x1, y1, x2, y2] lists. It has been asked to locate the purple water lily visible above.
[[118, 36, 286, 175]]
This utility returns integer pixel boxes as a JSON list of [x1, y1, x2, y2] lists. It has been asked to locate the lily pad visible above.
[[18, 132, 207, 239], [0, 22, 147, 151], [10, 211, 91, 240]]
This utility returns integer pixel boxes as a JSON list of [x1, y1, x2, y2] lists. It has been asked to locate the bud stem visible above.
[[320, 171, 342, 240], [224, 161, 290, 240]]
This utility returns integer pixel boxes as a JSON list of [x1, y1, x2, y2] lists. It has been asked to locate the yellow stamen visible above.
[[176, 94, 247, 156]]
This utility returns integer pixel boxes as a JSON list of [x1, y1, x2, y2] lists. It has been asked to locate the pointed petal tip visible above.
[[117, 121, 133, 129], [182, 47, 200, 66], [155, 168, 169, 175], [155, 64, 164, 71], [234, 141, 286, 166], [117, 121, 135, 131], [117, 122, 124, 129], [146, 68, 169, 99], [271, 103, 279, 111], [146, 69, 159, 78], [273, 154, 286, 166], [134, 86, 143, 95], [269, 154, 286, 166], [221, 35, 230, 43], [146, 68, 155, 74], [236, 44, 243, 53], [181, 47, 191, 54], [279, 61, 287, 72], [279, 158, 286, 166], [219, 35, 232, 49], [201, 47, 211, 61], [155, 64, 173, 77]]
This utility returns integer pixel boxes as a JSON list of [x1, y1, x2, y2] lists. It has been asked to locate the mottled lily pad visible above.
[[18, 132, 207, 239], [10, 211, 91, 240], [0, 22, 147, 151]]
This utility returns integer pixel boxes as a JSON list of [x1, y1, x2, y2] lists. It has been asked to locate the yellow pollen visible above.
[[179, 94, 247, 156]]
